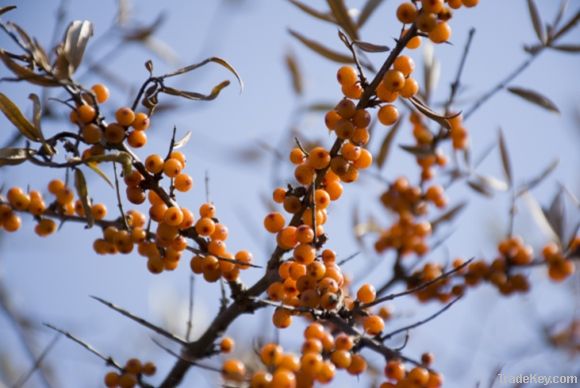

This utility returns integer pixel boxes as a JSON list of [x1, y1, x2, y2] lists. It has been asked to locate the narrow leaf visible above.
[[173, 131, 192, 150], [544, 190, 566, 242], [466, 178, 494, 197], [74, 169, 94, 228], [28, 93, 42, 130], [551, 44, 580, 53], [285, 50, 303, 96], [497, 129, 512, 187], [357, 0, 384, 28], [0, 147, 34, 166], [353, 40, 389, 53], [162, 81, 230, 101], [409, 96, 455, 129], [85, 162, 113, 188], [0, 93, 42, 141], [517, 159, 558, 196], [376, 114, 403, 168], [399, 144, 435, 157], [431, 202, 467, 231], [289, 29, 356, 65], [552, 7, 579, 41], [287, 0, 335, 23], [123, 13, 165, 41], [161, 57, 243, 93], [7, 22, 51, 71], [326, 0, 359, 40], [507, 87, 560, 113], [522, 192, 560, 243], [0, 50, 60, 86], [0, 5, 17, 16], [62, 20, 94, 75], [527, 0, 546, 44]]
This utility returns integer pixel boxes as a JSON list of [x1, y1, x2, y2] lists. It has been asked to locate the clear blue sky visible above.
[[1, 1, 579, 387]]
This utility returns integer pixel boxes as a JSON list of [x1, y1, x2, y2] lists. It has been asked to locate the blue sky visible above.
[[1, 1, 579, 387]]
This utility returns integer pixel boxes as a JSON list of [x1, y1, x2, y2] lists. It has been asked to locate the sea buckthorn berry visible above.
[[421, 352, 434, 366], [132, 112, 150, 131], [91, 83, 109, 103], [314, 189, 331, 209], [77, 104, 96, 123], [462, 0, 479, 7], [335, 98, 356, 119], [48, 179, 65, 195], [307, 147, 331, 169], [335, 119, 355, 139], [330, 156, 349, 176], [378, 104, 399, 125], [115, 107, 135, 126], [264, 212, 285, 233], [422, 0, 444, 13], [222, 359, 246, 381], [251, 371, 273, 388], [104, 371, 120, 387], [283, 195, 301, 214], [404, 29, 422, 49], [317, 361, 336, 383], [260, 343, 283, 366], [396, 2, 417, 24], [296, 225, 314, 244], [126, 186, 146, 204], [352, 109, 371, 128], [56, 187, 74, 205], [104, 123, 125, 144], [408, 367, 430, 385], [290, 147, 306, 164], [448, 0, 462, 8], [385, 360, 406, 380], [400, 77, 419, 98], [127, 130, 147, 148], [347, 354, 367, 375], [342, 82, 363, 99], [357, 283, 376, 304], [35, 218, 57, 236], [118, 373, 137, 388], [428, 371, 444, 387], [124, 170, 143, 187], [277, 226, 298, 250], [272, 307, 292, 328], [376, 82, 399, 102], [301, 352, 323, 376], [363, 315, 384, 335], [542, 242, 560, 261], [211, 223, 228, 241], [220, 337, 235, 353], [337, 66, 358, 86], [417, 12, 438, 33], [91, 203, 107, 220], [429, 21, 452, 43], [273, 187, 287, 203], [3, 212, 21, 232], [7, 187, 30, 210], [293, 243, 316, 264], [325, 110, 341, 131], [125, 358, 142, 374], [174, 173, 193, 192], [164, 207, 184, 226], [330, 350, 352, 369], [142, 362, 157, 376], [354, 148, 373, 169], [393, 55, 415, 77], [163, 158, 183, 178], [195, 217, 216, 236], [341, 142, 361, 162], [295, 164, 315, 185], [289, 262, 307, 280], [325, 181, 343, 201], [81, 123, 102, 144], [383, 70, 405, 92], [272, 368, 296, 388]]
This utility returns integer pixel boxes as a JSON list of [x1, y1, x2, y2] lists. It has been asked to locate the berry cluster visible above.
[[103, 358, 156, 388]]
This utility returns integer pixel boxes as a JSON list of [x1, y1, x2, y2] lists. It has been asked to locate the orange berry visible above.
[[316, 361, 336, 383], [314, 189, 331, 209], [429, 21, 452, 43], [404, 30, 422, 49], [383, 70, 405, 92], [271, 368, 296, 388], [357, 283, 376, 304], [353, 149, 372, 169], [342, 82, 363, 99], [132, 112, 150, 131], [142, 362, 157, 376], [378, 104, 399, 125], [260, 343, 283, 366], [307, 147, 331, 170], [273, 187, 287, 203], [393, 55, 415, 76], [91, 83, 109, 103], [294, 164, 315, 185], [347, 354, 367, 375], [222, 359, 246, 381], [335, 98, 356, 119], [290, 147, 306, 164], [125, 358, 142, 374], [376, 82, 399, 102], [264, 212, 285, 233], [174, 173, 193, 192], [163, 158, 182, 178], [396, 2, 417, 24], [91, 203, 107, 220], [330, 350, 352, 369], [462, 0, 479, 7], [272, 307, 292, 328], [115, 107, 135, 126], [104, 371, 120, 387], [301, 352, 323, 376], [352, 109, 371, 128], [195, 217, 216, 236], [164, 207, 184, 226], [127, 130, 147, 148], [422, 0, 444, 13], [296, 225, 314, 244], [335, 119, 355, 139], [400, 77, 419, 98], [220, 337, 235, 353], [385, 360, 406, 380], [81, 123, 102, 144], [277, 226, 298, 250], [408, 367, 430, 385], [417, 12, 438, 33], [104, 123, 125, 144], [337, 66, 358, 86], [363, 315, 384, 335], [325, 110, 342, 131], [118, 373, 137, 388], [293, 243, 316, 264], [77, 104, 96, 123]]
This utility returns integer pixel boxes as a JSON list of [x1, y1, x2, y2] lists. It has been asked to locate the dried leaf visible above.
[[522, 191, 560, 243], [61, 20, 94, 76], [353, 40, 389, 53], [431, 202, 467, 231], [28, 93, 42, 130], [74, 168, 94, 228], [357, 0, 384, 28], [376, 114, 403, 169], [497, 129, 512, 187], [544, 190, 566, 242], [466, 178, 494, 197], [7, 22, 51, 71], [527, 0, 546, 44], [173, 131, 192, 149], [476, 174, 509, 191], [516, 159, 558, 196], [0, 93, 42, 141], [552, 9, 579, 41], [0, 5, 17, 16], [162, 81, 230, 101], [399, 144, 435, 157], [289, 29, 356, 65], [551, 44, 580, 52], [326, 0, 359, 40], [85, 161, 113, 188], [285, 50, 303, 96], [0, 147, 34, 166], [507, 87, 560, 113], [287, 0, 335, 23], [123, 13, 165, 41], [161, 57, 243, 93], [0, 50, 60, 86], [552, 0, 569, 33], [409, 96, 454, 129]]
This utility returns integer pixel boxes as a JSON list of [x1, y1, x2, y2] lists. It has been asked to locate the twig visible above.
[[337, 251, 361, 266], [43, 323, 122, 369], [112, 162, 129, 230], [381, 296, 462, 341], [219, 279, 228, 314], [444, 28, 476, 114], [151, 339, 223, 374], [13, 334, 61, 388], [204, 170, 210, 203], [185, 275, 195, 342], [90, 296, 187, 346]]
